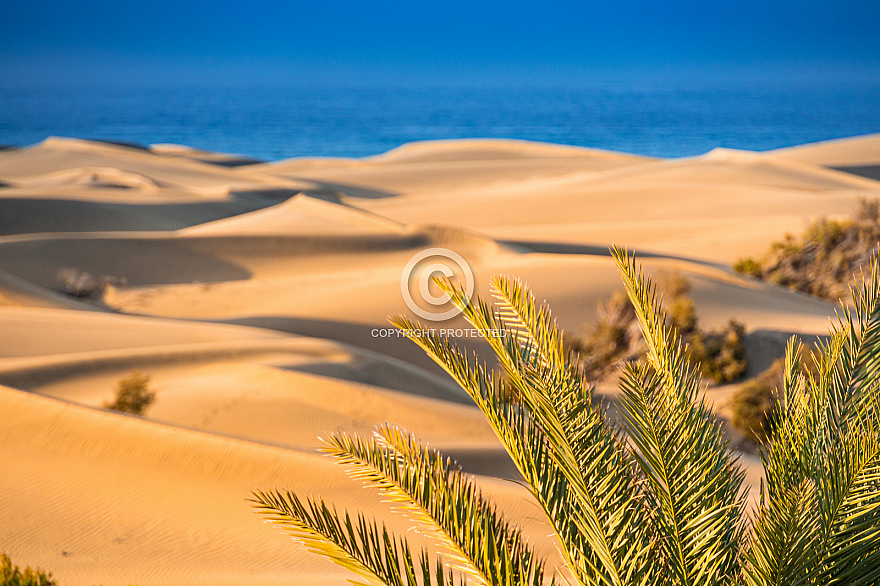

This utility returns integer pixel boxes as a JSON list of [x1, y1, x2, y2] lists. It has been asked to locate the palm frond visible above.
[[253, 248, 880, 586], [490, 275, 567, 372], [822, 254, 880, 435], [390, 313, 600, 585], [743, 479, 819, 586], [760, 337, 814, 501], [392, 276, 655, 586], [815, 429, 880, 585], [751, 250, 880, 585], [612, 248, 746, 586], [322, 424, 550, 586], [252, 490, 461, 586]]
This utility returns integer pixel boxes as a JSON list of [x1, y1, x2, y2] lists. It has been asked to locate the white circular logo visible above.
[[400, 248, 474, 321]]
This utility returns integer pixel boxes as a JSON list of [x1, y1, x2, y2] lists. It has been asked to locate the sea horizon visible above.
[[3, 75, 879, 161]]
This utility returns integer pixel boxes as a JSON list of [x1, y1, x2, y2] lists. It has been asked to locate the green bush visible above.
[[105, 372, 155, 415], [730, 359, 784, 442], [732, 257, 762, 278], [0, 554, 56, 586], [689, 320, 748, 383], [733, 197, 880, 301], [567, 273, 747, 384], [565, 289, 637, 381], [658, 270, 692, 298], [667, 295, 698, 336], [660, 271, 747, 384], [658, 271, 698, 336]]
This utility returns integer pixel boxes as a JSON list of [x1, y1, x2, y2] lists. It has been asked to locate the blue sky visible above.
[[1, 0, 878, 85]]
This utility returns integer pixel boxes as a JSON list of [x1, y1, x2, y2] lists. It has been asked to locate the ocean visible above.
[[1, 78, 879, 161]]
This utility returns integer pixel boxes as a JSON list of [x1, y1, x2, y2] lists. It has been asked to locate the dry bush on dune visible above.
[[564, 289, 639, 381], [254, 249, 880, 586], [56, 267, 127, 299], [0, 554, 56, 586], [735, 197, 880, 301], [566, 271, 746, 384], [688, 320, 748, 384], [105, 371, 155, 415], [731, 348, 821, 442], [730, 358, 784, 442]]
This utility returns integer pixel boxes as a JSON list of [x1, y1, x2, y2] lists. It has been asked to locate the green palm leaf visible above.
[[390, 313, 594, 584], [750, 251, 880, 585], [393, 276, 655, 586], [322, 424, 550, 586], [252, 490, 460, 586], [743, 479, 819, 586], [815, 429, 880, 585], [253, 247, 880, 586], [612, 248, 746, 585]]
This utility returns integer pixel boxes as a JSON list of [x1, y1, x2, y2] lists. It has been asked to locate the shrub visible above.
[[567, 273, 747, 384], [565, 289, 637, 381], [658, 271, 697, 336], [856, 196, 880, 223], [666, 295, 698, 336], [0, 554, 56, 586], [56, 268, 127, 299], [689, 320, 748, 383], [660, 271, 745, 383], [105, 372, 155, 415], [732, 257, 762, 278], [56, 267, 102, 298], [733, 197, 880, 301], [658, 270, 692, 298], [730, 359, 784, 441]]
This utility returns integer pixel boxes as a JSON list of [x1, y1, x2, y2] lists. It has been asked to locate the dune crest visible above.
[[369, 137, 652, 163], [767, 132, 880, 167], [13, 166, 165, 191]]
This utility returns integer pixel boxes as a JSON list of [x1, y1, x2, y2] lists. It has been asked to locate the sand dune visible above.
[[351, 148, 880, 261], [259, 139, 652, 199], [0, 138, 315, 235], [1, 135, 874, 584], [768, 132, 880, 167], [13, 166, 165, 191], [180, 194, 406, 236], [149, 143, 264, 167], [768, 132, 880, 181], [0, 385, 551, 585], [0, 137, 261, 189], [368, 138, 650, 163]]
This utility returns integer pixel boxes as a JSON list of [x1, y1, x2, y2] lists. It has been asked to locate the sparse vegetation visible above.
[[0, 554, 56, 586], [730, 347, 821, 443], [688, 320, 749, 383], [254, 249, 880, 586], [734, 197, 880, 300], [730, 358, 784, 441], [564, 289, 638, 380], [567, 271, 746, 384], [105, 372, 155, 415], [56, 267, 126, 298]]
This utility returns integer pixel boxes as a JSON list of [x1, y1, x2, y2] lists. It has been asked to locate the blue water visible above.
[[1, 79, 879, 161]]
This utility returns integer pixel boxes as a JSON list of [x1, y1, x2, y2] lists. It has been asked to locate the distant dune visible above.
[[1, 134, 878, 584]]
